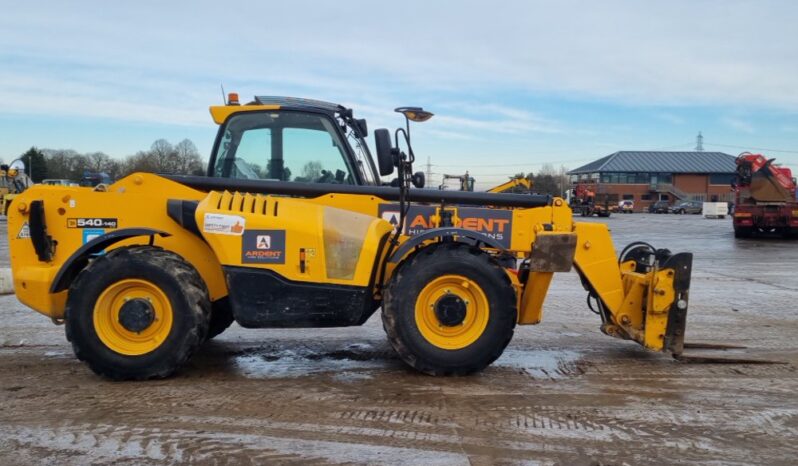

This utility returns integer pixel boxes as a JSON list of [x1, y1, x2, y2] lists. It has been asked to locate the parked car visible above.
[[672, 200, 703, 214], [648, 200, 671, 213], [618, 200, 634, 213]]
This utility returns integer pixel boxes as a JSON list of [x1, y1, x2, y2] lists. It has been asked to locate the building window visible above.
[[622, 194, 634, 200], [636, 172, 649, 183], [709, 173, 734, 185], [641, 194, 652, 201], [570, 174, 578, 183], [651, 173, 673, 184]]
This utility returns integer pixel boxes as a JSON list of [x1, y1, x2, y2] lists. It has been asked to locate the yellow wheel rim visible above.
[[93, 279, 173, 356], [415, 275, 490, 350]]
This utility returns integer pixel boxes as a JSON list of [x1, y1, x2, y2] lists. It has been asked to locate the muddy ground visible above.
[[1, 214, 797, 465]]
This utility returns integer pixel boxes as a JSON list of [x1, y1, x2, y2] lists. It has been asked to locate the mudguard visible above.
[[50, 228, 170, 293], [388, 227, 506, 263]]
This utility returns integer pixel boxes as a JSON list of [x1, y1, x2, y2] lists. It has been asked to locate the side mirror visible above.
[[374, 128, 395, 176], [412, 171, 425, 188], [354, 118, 368, 138]]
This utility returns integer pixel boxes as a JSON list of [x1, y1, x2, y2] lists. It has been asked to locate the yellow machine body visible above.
[[5, 96, 695, 383], [8, 172, 689, 354]]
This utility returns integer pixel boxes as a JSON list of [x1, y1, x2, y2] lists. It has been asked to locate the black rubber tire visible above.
[[734, 227, 753, 238], [382, 243, 517, 376], [206, 297, 235, 341], [65, 246, 210, 380]]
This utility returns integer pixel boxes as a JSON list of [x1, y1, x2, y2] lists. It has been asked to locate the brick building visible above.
[[568, 151, 736, 211]]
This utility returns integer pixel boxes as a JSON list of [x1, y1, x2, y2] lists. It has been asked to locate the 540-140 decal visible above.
[[67, 218, 118, 229]]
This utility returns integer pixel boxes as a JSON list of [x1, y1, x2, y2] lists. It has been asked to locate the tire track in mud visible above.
[[0, 421, 470, 465]]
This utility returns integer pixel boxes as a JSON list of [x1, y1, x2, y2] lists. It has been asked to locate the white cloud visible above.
[[1, 0, 798, 165], [655, 113, 686, 125], [1, 1, 797, 120], [722, 116, 756, 134]]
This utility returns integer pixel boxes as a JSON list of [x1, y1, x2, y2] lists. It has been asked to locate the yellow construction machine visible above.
[[438, 172, 475, 191], [1, 160, 34, 216], [8, 95, 698, 379], [487, 177, 532, 194]]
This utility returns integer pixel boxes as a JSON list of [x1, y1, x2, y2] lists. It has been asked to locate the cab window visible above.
[[212, 111, 356, 184]]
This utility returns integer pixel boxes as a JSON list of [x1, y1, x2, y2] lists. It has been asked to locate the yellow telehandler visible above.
[[9, 95, 697, 379], [0, 160, 34, 216]]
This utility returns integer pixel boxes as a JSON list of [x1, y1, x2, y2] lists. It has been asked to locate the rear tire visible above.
[[65, 246, 210, 380], [382, 243, 517, 375], [734, 227, 753, 238]]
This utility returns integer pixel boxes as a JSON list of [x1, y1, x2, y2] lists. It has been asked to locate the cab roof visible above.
[[253, 96, 345, 113], [209, 95, 348, 124]]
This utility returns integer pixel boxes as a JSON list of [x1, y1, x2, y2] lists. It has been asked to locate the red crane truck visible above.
[[732, 152, 798, 238]]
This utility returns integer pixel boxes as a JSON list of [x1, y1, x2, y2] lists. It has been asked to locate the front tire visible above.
[[65, 246, 210, 380], [382, 243, 517, 375], [206, 297, 235, 341]]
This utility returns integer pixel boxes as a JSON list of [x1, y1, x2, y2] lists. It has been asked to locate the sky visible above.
[[1, 0, 797, 189]]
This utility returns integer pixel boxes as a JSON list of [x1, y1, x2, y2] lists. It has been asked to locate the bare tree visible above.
[[299, 161, 323, 182], [41, 139, 207, 182], [174, 139, 204, 175]]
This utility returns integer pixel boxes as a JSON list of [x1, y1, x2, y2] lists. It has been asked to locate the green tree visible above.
[[20, 147, 48, 182]]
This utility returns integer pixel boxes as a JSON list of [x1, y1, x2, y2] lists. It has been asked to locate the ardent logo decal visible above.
[[256, 235, 271, 250], [242, 230, 285, 264], [377, 204, 513, 247]]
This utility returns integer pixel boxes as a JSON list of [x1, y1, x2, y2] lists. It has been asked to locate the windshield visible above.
[[212, 111, 360, 185], [343, 123, 378, 185]]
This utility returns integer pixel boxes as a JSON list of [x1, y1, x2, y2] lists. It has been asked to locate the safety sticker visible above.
[[242, 230, 286, 264], [16, 223, 30, 239], [67, 218, 118, 229], [82, 229, 105, 244], [203, 213, 245, 236]]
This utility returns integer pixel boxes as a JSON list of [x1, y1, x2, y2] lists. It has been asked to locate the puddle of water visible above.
[[233, 346, 388, 379], [493, 349, 583, 379], [332, 371, 374, 382], [233, 346, 583, 380]]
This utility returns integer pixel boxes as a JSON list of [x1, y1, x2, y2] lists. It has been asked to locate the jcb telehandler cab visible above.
[[9, 95, 695, 380]]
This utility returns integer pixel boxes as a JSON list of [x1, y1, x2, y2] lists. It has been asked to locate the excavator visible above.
[[733, 153, 798, 238], [487, 177, 533, 194], [438, 172, 475, 191], [6, 94, 758, 380]]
